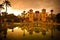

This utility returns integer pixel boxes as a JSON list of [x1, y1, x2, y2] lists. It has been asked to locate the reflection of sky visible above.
[[0, 0, 60, 14]]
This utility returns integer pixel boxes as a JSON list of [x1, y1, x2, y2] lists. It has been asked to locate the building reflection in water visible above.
[[6, 23, 56, 40], [0, 17, 60, 40], [0, 22, 60, 40]]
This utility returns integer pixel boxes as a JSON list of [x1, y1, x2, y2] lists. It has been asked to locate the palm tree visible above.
[[3, 0, 11, 13], [50, 10, 54, 19], [0, 4, 4, 13], [0, 4, 4, 24]]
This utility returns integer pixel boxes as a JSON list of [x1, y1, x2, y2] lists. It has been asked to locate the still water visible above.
[[6, 26, 60, 40], [1, 22, 60, 40]]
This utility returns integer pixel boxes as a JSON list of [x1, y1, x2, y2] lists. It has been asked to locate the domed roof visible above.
[[35, 11, 39, 13], [42, 9, 46, 11], [29, 9, 33, 12]]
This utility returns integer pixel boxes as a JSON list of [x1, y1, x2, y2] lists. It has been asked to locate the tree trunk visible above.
[[5, 0, 7, 13]]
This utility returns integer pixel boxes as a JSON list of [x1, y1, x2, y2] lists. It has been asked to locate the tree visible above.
[[3, 0, 11, 13], [21, 11, 26, 22], [50, 9, 54, 20], [0, 4, 4, 26], [22, 11, 26, 18], [56, 13, 60, 23], [0, 4, 4, 14], [56, 13, 60, 31]]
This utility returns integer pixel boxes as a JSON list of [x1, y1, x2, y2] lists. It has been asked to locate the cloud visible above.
[[0, 0, 60, 13]]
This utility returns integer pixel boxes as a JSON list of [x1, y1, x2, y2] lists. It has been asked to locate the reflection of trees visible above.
[[34, 27, 40, 33], [29, 29, 33, 35], [23, 29, 25, 36], [42, 30, 46, 36], [0, 4, 4, 28], [28, 27, 33, 35], [0, 8, 59, 39], [50, 9, 54, 39], [11, 19, 14, 32], [56, 13, 60, 31], [21, 22, 48, 34]]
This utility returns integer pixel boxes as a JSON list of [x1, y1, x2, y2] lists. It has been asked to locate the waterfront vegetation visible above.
[[0, 0, 60, 40]]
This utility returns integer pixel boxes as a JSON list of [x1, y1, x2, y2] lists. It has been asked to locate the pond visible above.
[[0, 23, 60, 40], [7, 27, 49, 40]]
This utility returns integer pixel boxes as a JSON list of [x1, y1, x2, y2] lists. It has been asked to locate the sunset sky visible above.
[[0, 0, 60, 15]]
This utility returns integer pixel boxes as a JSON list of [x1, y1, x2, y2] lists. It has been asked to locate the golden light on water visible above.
[[8, 29, 12, 31], [14, 27, 19, 29]]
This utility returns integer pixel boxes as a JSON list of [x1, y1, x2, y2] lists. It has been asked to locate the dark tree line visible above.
[[56, 13, 60, 31]]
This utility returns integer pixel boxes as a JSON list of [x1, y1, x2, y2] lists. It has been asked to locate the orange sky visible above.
[[0, 0, 60, 15]]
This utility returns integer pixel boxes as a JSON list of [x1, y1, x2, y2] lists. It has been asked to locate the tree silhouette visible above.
[[21, 11, 26, 22], [3, 0, 11, 13], [56, 13, 60, 31], [50, 9, 55, 39], [22, 11, 26, 18], [0, 4, 4, 25], [50, 9, 54, 20], [0, 4, 4, 13], [56, 13, 60, 23]]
